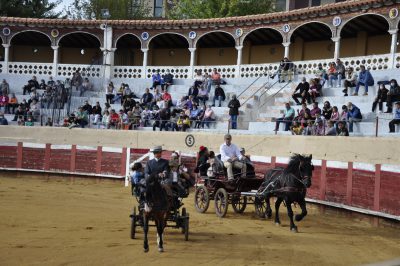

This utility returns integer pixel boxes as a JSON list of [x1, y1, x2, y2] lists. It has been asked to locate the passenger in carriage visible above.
[[196, 146, 210, 177], [168, 152, 190, 197], [220, 134, 246, 180]]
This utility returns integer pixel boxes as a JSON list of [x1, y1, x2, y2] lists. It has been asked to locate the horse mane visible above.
[[284, 154, 303, 174]]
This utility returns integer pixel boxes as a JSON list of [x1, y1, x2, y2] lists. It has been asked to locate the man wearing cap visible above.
[[220, 134, 246, 180], [145, 146, 172, 198]]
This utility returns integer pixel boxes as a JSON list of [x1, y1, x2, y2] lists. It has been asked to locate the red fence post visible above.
[[70, 145, 77, 172], [271, 156, 276, 168], [121, 147, 127, 176], [16, 142, 23, 168], [373, 164, 381, 211], [44, 143, 51, 170], [319, 160, 327, 200], [346, 162, 353, 205], [96, 146, 102, 174]]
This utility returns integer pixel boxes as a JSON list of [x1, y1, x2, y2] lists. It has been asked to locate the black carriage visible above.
[[129, 183, 190, 241], [194, 165, 267, 218]]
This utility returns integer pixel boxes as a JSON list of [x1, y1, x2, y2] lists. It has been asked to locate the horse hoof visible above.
[[291, 227, 298, 233], [275, 222, 280, 226], [144, 248, 149, 253], [158, 247, 164, 253]]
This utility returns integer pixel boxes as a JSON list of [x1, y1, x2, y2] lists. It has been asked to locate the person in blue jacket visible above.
[[347, 102, 362, 133], [353, 65, 374, 96]]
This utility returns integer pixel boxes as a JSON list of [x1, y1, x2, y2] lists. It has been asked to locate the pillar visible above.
[[332, 37, 341, 60], [282, 42, 290, 58], [189, 47, 196, 77], [235, 45, 243, 77], [142, 48, 148, 77], [2, 44, 10, 73], [51, 45, 59, 77], [102, 25, 113, 88], [389, 29, 398, 69]]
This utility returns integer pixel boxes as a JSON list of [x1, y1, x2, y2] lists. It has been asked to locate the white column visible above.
[[2, 44, 10, 73], [235, 45, 243, 77], [51, 45, 59, 77], [189, 47, 196, 78], [102, 25, 113, 87], [282, 42, 290, 58], [332, 37, 341, 60], [142, 48, 148, 77], [389, 29, 398, 69]]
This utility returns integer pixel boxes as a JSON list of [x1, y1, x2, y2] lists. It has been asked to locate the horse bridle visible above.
[[297, 162, 313, 187]]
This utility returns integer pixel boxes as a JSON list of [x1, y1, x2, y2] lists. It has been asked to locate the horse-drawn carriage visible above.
[[194, 162, 268, 218]]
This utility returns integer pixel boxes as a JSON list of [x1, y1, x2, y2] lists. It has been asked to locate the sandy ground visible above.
[[0, 174, 399, 266]]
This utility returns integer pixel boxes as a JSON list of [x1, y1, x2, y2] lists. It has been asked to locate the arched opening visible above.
[[58, 32, 102, 65], [114, 34, 142, 66], [196, 32, 236, 65], [242, 28, 284, 64], [148, 33, 189, 66], [10, 31, 52, 62], [340, 14, 390, 57], [289, 22, 333, 61]]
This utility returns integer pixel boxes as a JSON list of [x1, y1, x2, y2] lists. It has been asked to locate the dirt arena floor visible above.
[[0, 174, 399, 266]]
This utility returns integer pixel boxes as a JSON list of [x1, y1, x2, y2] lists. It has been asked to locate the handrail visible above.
[[258, 81, 292, 109], [236, 71, 268, 99], [240, 79, 280, 107]]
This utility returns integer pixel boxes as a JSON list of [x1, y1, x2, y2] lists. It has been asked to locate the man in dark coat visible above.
[[228, 94, 241, 129], [292, 77, 310, 105]]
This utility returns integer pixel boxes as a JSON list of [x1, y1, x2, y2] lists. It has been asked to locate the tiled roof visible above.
[[0, 0, 390, 28]]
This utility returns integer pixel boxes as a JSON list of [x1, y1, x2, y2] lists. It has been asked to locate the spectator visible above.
[[75, 107, 89, 128], [141, 106, 151, 127], [47, 77, 55, 87], [325, 121, 336, 136], [153, 88, 163, 103], [290, 121, 303, 135], [177, 114, 190, 132], [211, 68, 224, 85], [79, 78, 92, 96], [322, 101, 333, 120], [92, 101, 102, 125], [310, 102, 321, 120], [314, 118, 326, 136], [280, 57, 294, 83], [184, 95, 195, 110], [71, 71, 83, 90], [106, 82, 115, 104], [6, 93, 18, 114], [347, 102, 362, 133], [202, 105, 215, 128], [337, 121, 349, 136], [151, 71, 161, 90], [343, 67, 357, 96], [189, 104, 201, 124], [389, 102, 400, 133], [228, 94, 241, 130], [354, 65, 374, 96], [385, 79, 400, 113], [194, 70, 204, 89], [45, 117, 53, 127], [292, 77, 310, 105], [23, 76, 40, 95], [327, 62, 337, 88], [302, 120, 314, 135], [272, 59, 284, 81], [330, 106, 340, 122], [29, 99, 40, 121], [315, 63, 327, 87], [82, 100, 92, 115], [162, 90, 172, 107], [109, 109, 120, 129], [141, 88, 153, 108], [167, 112, 179, 131], [162, 71, 173, 91], [194, 105, 206, 129], [123, 85, 133, 101], [309, 78, 322, 103], [197, 86, 209, 106], [12, 106, 25, 121], [0, 112, 8, 125], [187, 86, 199, 102], [24, 116, 34, 126], [159, 107, 171, 131], [372, 84, 389, 113], [329, 59, 345, 88], [102, 110, 110, 129], [213, 84, 226, 107], [131, 105, 141, 129], [274, 102, 295, 132], [295, 103, 310, 126], [1, 79, 10, 96], [0, 93, 8, 113], [340, 105, 348, 122], [204, 73, 212, 93], [114, 84, 124, 104]]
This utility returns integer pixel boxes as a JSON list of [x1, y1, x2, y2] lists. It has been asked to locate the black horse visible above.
[[143, 174, 169, 252], [258, 154, 314, 232]]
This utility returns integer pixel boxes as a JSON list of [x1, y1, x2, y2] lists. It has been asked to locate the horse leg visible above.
[[265, 196, 272, 219], [285, 200, 297, 232], [143, 214, 149, 253], [156, 216, 164, 252], [295, 199, 307, 222], [274, 197, 283, 225]]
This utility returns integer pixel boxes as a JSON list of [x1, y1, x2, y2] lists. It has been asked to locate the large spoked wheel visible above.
[[232, 195, 247, 214], [255, 196, 267, 218], [194, 186, 210, 213], [214, 188, 228, 218], [130, 207, 137, 239]]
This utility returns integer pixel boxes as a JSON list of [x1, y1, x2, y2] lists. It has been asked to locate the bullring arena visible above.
[[1, 0, 400, 265]]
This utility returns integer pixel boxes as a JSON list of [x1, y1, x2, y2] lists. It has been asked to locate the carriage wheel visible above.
[[214, 188, 228, 218], [194, 186, 210, 213], [254, 197, 267, 218], [181, 208, 187, 234], [184, 217, 189, 241], [130, 207, 137, 239], [232, 195, 247, 214]]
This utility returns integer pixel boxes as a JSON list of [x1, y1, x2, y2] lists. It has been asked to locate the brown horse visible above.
[[143, 174, 169, 252]]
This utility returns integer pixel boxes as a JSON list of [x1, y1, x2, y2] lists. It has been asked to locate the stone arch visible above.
[[147, 33, 190, 66], [195, 31, 236, 66], [114, 34, 142, 66], [113, 33, 142, 49], [58, 32, 102, 65], [289, 21, 334, 61], [9, 30, 52, 63]]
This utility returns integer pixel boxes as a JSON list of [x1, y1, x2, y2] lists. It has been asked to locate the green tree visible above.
[[0, 0, 62, 18], [66, 0, 151, 20], [167, 0, 275, 19]]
